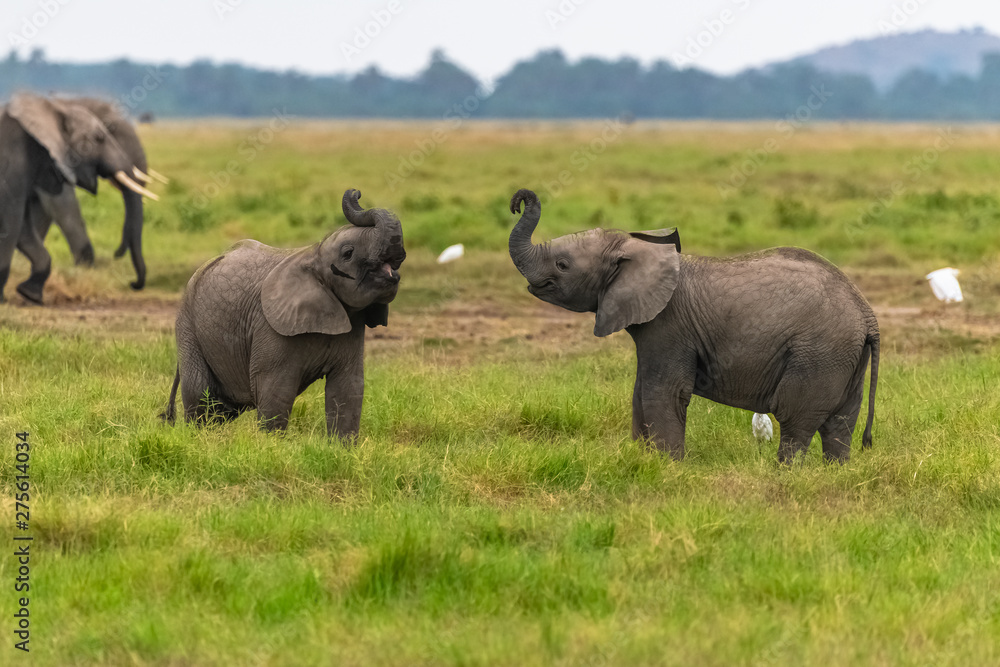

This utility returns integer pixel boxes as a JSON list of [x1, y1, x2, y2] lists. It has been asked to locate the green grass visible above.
[[1, 121, 999, 665], [22, 120, 1000, 300]]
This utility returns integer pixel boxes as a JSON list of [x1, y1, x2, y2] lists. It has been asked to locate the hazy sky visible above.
[[3, 0, 997, 82]]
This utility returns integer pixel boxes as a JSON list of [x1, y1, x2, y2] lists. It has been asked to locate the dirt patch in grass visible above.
[[2, 266, 996, 359], [1, 295, 179, 339]]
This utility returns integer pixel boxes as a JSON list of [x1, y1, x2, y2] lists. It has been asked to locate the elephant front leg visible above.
[[14, 215, 52, 305], [632, 353, 691, 460], [0, 197, 28, 303], [631, 371, 648, 440], [641, 388, 690, 460], [36, 188, 95, 266], [325, 360, 365, 442]]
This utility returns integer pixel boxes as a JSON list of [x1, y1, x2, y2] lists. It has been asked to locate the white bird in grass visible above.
[[436, 243, 465, 264], [752, 413, 773, 443], [926, 267, 963, 303]]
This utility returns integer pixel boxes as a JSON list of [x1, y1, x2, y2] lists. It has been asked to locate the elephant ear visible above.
[[594, 232, 681, 337], [260, 249, 352, 337], [7, 94, 76, 185], [628, 227, 681, 253]]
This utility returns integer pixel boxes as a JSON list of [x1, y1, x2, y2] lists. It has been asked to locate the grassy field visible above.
[[1, 119, 999, 665]]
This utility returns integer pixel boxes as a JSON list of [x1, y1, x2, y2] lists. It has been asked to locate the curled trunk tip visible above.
[[509, 188, 540, 215], [508, 188, 546, 282], [342, 189, 377, 227]]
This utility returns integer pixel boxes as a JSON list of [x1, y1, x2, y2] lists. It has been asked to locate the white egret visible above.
[[926, 267, 963, 303], [437, 243, 465, 264], [752, 413, 773, 442]]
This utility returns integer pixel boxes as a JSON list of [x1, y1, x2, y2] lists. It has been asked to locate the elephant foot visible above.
[[16, 270, 49, 305], [645, 438, 685, 461], [665, 446, 685, 461], [15, 282, 44, 305], [75, 243, 95, 266], [130, 279, 145, 291]]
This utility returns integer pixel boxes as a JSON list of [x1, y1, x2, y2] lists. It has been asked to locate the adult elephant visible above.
[[507, 188, 880, 463], [163, 189, 406, 440], [0, 93, 158, 304], [22, 97, 166, 290]]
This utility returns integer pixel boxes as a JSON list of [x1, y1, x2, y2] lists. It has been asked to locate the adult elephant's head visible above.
[[261, 189, 406, 336], [69, 97, 164, 290], [6, 94, 158, 201], [508, 188, 682, 337]]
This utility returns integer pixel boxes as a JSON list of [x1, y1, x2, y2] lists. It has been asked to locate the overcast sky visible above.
[[3, 0, 997, 82]]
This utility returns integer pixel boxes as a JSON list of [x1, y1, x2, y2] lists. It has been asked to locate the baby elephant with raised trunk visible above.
[[508, 189, 879, 463], [163, 189, 405, 439]]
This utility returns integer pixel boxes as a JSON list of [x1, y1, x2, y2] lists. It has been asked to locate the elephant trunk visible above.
[[508, 188, 548, 283], [118, 189, 146, 290], [110, 125, 150, 289], [342, 189, 378, 227]]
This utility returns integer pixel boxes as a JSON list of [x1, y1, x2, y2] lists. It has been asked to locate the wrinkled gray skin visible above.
[[0, 93, 141, 304], [163, 189, 405, 440], [508, 188, 880, 463], [20, 97, 151, 290]]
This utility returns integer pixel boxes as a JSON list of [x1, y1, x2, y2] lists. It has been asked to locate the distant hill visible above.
[[781, 27, 1000, 89], [4, 31, 1000, 120]]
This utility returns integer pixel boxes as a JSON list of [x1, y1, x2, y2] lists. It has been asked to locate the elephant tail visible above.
[[160, 365, 180, 425], [861, 329, 880, 449]]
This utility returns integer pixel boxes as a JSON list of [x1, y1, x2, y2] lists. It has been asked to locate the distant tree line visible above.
[[3, 47, 1000, 120]]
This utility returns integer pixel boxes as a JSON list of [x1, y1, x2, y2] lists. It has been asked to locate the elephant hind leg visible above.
[[818, 378, 865, 464], [178, 346, 242, 426], [253, 371, 299, 433], [204, 400, 244, 425], [776, 425, 816, 464], [771, 367, 844, 464], [818, 415, 853, 463], [774, 410, 827, 464], [185, 385, 243, 425]]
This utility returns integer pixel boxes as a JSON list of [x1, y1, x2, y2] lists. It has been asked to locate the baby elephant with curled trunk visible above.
[[163, 189, 405, 439], [508, 189, 879, 463]]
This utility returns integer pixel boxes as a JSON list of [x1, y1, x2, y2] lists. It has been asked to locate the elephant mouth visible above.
[[363, 261, 401, 287], [77, 170, 100, 195], [528, 279, 555, 297]]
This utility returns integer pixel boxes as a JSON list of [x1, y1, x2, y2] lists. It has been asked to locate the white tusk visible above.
[[146, 168, 170, 184], [132, 166, 154, 184], [115, 170, 160, 201]]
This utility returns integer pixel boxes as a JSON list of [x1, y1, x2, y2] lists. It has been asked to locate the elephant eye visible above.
[[556, 258, 570, 272], [342, 247, 354, 260], [94, 133, 105, 144]]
